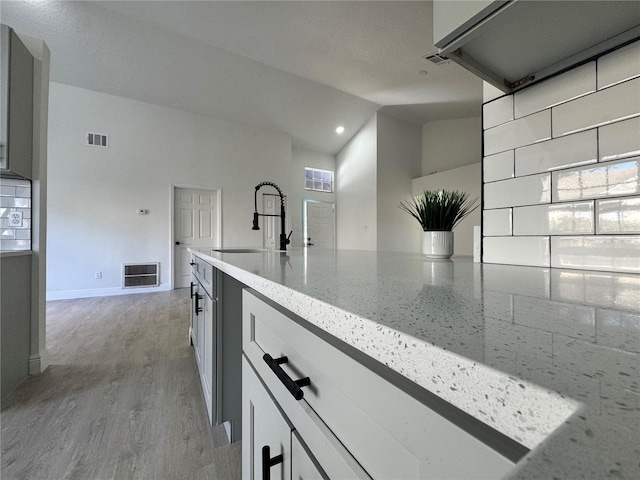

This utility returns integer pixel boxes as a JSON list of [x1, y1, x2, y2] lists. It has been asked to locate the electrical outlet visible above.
[[95, 271, 102, 279]]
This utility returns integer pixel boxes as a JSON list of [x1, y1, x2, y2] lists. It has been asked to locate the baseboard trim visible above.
[[29, 349, 49, 374], [46, 283, 172, 301]]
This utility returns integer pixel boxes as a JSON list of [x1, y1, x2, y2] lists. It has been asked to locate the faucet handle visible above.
[[286, 230, 292, 244]]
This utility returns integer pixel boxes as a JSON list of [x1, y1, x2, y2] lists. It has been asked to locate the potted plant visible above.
[[399, 190, 478, 259]]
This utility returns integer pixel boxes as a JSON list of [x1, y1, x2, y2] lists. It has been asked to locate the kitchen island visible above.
[[192, 248, 639, 479]]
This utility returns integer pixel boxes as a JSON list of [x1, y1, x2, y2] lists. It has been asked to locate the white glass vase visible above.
[[422, 231, 454, 259]]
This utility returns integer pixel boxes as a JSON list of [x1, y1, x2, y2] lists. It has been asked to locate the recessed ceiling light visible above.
[[336, 126, 345, 134], [419, 70, 429, 76]]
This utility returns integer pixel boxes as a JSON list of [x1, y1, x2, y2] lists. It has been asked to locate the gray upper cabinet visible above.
[[433, 0, 640, 93], [1, 24, 34, 179]]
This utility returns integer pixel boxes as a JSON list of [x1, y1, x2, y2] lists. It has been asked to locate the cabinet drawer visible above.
[[193, 256, 214, 297], [243, 290, 517, 479]]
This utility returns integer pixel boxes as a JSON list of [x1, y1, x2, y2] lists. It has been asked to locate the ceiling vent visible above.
[[424, 52, 450, 65], [87, 132, 108, 148]]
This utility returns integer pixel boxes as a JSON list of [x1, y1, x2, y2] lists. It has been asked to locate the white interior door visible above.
[[262, 194, 277, 250], [305, 201, 335, 249], [174, 187, 219, 288], [262, 193, 286, 250]]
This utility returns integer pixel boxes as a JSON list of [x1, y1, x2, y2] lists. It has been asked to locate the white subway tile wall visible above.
[[483, 150, 514, 183], [597, 198, 640, 234], [514, 62, 596, 118], [514, 129, 597, 177], [599, 117, 640, 162], [483, 236, 550, 267], [483, 39, 640, 272], [597, 41, 640, 89], [513, 203, 594, 236], [552, 158, 640, 202], [483, 208, 512, 236], [484, 173, 551, 209], [483, 95, 514, 129], [552, 77, 640, 137], [0, 177, 31, 251], [550, 236, 640, 273], [484, 110, 551, 156]]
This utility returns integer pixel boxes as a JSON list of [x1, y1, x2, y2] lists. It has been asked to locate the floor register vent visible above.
[[122, 263, 159, 288]]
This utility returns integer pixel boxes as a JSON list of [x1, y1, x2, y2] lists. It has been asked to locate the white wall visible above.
[[336, 115, 377, 250], [421, 117, 481, 175], [47, 83, 299, 299], [291, 147, 336, 247], [412, 163, 481, 257], [376, 113, 422, 252]]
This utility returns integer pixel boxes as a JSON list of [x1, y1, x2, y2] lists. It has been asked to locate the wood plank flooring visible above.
[[1, 289, 241, 480]]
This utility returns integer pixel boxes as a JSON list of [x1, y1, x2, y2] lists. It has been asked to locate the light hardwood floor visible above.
[[1, 289, 241, 480]]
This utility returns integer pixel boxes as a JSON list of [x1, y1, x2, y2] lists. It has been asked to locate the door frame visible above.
[[170, 183, 222, 290], [302, 199, 336, 249]]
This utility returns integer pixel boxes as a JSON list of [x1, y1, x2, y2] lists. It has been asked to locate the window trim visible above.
[[304, 167, 334, 193]]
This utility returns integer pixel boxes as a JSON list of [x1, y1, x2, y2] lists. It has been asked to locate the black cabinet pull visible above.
[[263, 353, 310, 401], [190, 282, 195, 298], [189, 261, 196, 266], [261, 445, 283, 480], [195, 293, 203, 315]]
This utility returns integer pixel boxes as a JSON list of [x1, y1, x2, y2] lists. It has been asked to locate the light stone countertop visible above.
[[192, 247, 640, 480]]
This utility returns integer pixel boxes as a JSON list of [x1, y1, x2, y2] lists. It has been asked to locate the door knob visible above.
[[175, 241, 181, 245]]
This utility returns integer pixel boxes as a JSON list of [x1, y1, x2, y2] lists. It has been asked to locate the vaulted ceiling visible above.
[[2, 1, 482, 154]]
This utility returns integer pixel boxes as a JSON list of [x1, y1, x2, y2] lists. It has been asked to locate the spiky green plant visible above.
[[399, 190, 478, 231]]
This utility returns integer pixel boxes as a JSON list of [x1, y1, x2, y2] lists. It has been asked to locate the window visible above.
[[304, 167, 333, 193]]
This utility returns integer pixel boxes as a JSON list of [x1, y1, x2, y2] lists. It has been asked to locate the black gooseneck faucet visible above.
[[252, 181, 292, 251]]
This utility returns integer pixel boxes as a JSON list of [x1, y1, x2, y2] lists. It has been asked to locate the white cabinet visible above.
[[202, 291, 215, 420], [242, 356, 327, 480], [432, 0, 495, 47], [242, 289, 522, 479], [291, 432, 324, 480], [433, 0, 640, 93], [190, 251, 245, 441], [242, 356, 291, 480], [0, 24, 33, 179], [190, 255, 216, 424]]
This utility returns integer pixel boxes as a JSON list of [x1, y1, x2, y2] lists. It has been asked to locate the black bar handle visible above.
[[261, 445, 283, 480], [195, 293, 203, 315], [263, 353, 310, 401], [190, 282, 196, 298]]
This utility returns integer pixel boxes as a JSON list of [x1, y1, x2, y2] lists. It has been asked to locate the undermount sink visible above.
[[212, 248, 265, 253], [212, 248, 284, 254]]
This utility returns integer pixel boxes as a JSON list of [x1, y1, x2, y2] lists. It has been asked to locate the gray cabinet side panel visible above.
[[1, 255, 32, 405], [220, 271, 244, 441]]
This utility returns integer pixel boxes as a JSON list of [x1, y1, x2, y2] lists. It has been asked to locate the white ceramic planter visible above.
[[422, 231, 454, 259]]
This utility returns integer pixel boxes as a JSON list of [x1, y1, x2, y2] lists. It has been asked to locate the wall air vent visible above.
[[424, 52, 450, 65], [87, 132, 108, 148], [122, 263, 159, 288]]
